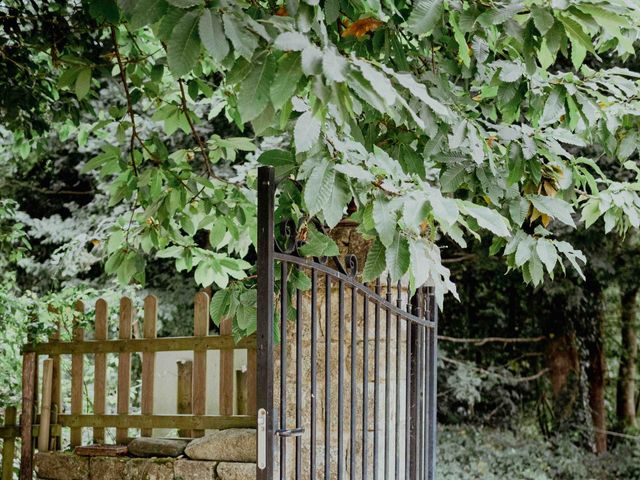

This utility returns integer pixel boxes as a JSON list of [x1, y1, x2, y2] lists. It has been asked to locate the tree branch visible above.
[[438, 335, 547, 346], [110, 26, 139, 177]]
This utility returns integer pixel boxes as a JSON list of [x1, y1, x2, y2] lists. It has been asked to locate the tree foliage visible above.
[[4, 0, 640, 333]]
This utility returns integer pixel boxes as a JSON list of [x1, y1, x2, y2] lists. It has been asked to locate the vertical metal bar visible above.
[[373, 279, 381, 480], [408, 295, 420, 479], [257, 165, 275, 480], [384, 274, 392, 480], [295, 266, 303, 479], [324, 273, 332, 480], [427, 288, 438, 480], [350, 285, 357, 480], [338, 280, 345, 480], [310, 268, 318, 479], [362, 294, 369, 480], [394, 282, 402, 480], [280, 261, 288, 480]]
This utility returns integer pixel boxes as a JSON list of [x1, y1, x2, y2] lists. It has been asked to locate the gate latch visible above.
[[257, 408, 267, 470], [275, 427, 305, 437]]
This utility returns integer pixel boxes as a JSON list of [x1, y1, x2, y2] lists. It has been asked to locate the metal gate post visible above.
[[427, 289, 438, 480], [256, 166, 275, 480]]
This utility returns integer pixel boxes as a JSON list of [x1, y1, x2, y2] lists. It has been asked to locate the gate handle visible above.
[[275, 427, 305, 437]]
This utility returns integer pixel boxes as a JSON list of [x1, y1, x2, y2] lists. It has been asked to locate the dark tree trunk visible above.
[[547, 333, 581, 427], [585, 286, 607, 454], [617, 287, 638, 430]]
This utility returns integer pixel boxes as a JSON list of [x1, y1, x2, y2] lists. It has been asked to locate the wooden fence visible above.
[[15, 292, 257, 480]]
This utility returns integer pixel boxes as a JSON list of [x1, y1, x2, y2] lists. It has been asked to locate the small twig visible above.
[[442, 253, 476, 264]]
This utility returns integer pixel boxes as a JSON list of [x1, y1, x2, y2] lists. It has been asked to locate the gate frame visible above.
[[255, 165, 438, 479]]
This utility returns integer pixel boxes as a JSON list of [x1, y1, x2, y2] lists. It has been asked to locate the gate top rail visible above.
[[274, 252, 436, 328]]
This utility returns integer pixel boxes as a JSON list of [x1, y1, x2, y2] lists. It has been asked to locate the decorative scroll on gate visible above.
[[256, 166, 438, 480]]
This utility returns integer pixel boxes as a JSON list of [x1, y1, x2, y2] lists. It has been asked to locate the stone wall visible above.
[[35, 452, 254, 480]]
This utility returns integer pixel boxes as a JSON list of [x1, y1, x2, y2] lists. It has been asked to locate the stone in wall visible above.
[[34, 452, 89, 480], [125, 457, 174, 480], [174, 459, 217, 480], [216, 462, 256, 480], [184, 429, 256, 463], [89, 457, 128, 480], [128, 438, 189, 458]]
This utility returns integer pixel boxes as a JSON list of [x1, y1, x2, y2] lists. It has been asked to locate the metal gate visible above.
[[256, 166, 438, 480]]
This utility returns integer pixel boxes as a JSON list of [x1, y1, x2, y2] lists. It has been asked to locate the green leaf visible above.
[[223, 13, 258, 60], [536, 238, 557, 273], [75, 67, 92, 100], [237, 54, 276, 122], [167, 10, 201, 77], [323, 174, 350, 228], [199, 9, 229, 62], [407, 0, 444, 35], [270, 52, 303, 109], [531, 6, 554, 35], [461, 202, 511, 238], [129, 0, 167, 28], [274, 32, 310, 51], [558, 15, 595, 54], [528, 194, 576, 228], [294, 110, 321, 153], [363, 238, 386, 282], [304, 159, 335, 216], [210, 289, 230, 326], [540, 88, 565, 126], [195, 261, 215, 287], [166, 0, 202, 7], [322, 47, 348, 83], [373, 199, 397, 247], [298, 225, 339, 257], [385, 234, 410, 281]]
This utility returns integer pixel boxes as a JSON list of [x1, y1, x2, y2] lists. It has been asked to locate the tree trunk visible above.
[[585, 286, 607, 454], [547, 333, 581, 428], [617, 287, 638, 430]]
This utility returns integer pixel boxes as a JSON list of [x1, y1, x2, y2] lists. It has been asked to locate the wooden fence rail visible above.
[[16, 292, 257, 480]]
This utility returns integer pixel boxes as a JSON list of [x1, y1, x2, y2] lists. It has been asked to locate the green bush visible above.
[[438, 425, 640, 480]]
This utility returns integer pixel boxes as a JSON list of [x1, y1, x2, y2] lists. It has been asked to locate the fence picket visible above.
[[47, 307, 61, 451], [192, 292, 209, 437], [70, 301, 85, 447], [177, 360, 193, 437], [2, 407, 17, 480], [93, 299, 108, 444], [38, 359, 54, 452], [141, 295, 157, 437], [19, 352, 36, 480], [219, 317, 234, 416], [116, 297, 133, 444]]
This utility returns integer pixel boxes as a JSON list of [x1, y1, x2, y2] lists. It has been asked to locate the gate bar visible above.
[[256, 166, 275, 480]]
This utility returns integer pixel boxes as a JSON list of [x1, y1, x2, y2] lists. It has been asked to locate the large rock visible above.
[[185, 429, 256, 462], [128, 438, 189, 458], [35, 452, 89, 480], [216, 462, 256, 480], [174, 459, 217, 479], [89, 457, 128, 480]]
